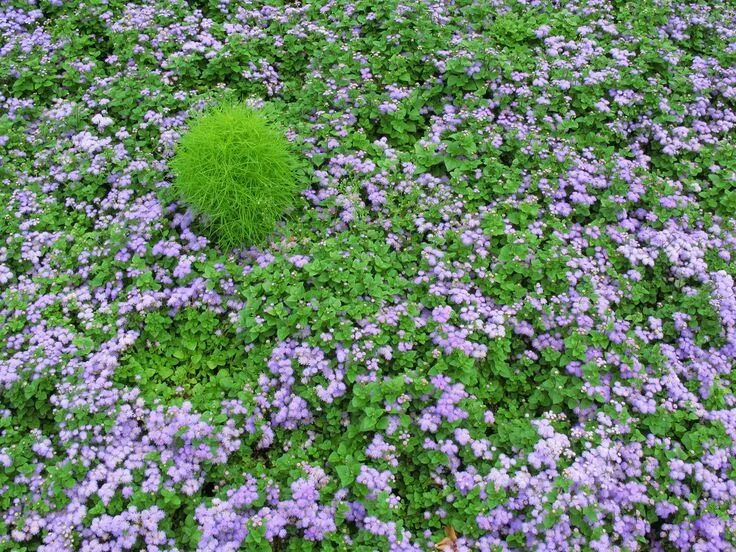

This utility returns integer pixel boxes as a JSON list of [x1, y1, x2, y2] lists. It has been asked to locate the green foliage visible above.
[[169, 102, 303, 247], [115, 308, 252, 408]]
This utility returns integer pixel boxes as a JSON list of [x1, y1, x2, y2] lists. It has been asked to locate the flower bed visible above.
[[1, 0, 736, 550]]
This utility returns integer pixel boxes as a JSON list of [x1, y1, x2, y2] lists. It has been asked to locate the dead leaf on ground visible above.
[[434, 526, 459, 551]]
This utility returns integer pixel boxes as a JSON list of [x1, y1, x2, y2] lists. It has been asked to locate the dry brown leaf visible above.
[[434, 526, 459, 551]]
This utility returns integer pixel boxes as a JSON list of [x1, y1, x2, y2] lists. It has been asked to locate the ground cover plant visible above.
[[1, 0, 736, 550], [169, 101, 302, 247]]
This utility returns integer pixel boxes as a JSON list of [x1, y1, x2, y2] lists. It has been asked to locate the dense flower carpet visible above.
[[1, 0, 736, 550]]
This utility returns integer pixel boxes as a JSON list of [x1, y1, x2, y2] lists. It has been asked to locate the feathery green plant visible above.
[[170, 102, 302, 247]]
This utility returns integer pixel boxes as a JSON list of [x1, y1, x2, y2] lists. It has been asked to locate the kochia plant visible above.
[[170, 102, 302, 247]]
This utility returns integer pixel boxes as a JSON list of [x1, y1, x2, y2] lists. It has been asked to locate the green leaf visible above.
[[335, 464, 356, 486]]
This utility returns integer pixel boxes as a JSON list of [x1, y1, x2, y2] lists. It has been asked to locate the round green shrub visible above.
[[170, 102, 302, 247]]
